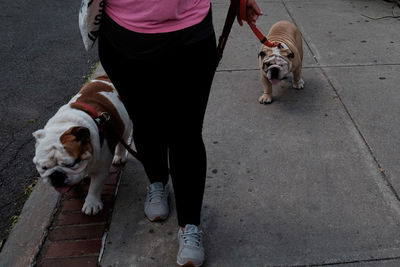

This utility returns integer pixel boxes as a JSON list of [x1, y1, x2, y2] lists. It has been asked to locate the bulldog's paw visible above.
[[112, 142, 128, 165], [259, 94, 273, 104], [293, 78, 304, 90], [82, 195, 103, 215], [112, 154, 127, 165]]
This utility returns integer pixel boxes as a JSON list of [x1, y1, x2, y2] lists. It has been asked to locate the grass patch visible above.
[[24, 179, 38, 199], [10, 215, 19, 228], [82, 61, 100, 82]]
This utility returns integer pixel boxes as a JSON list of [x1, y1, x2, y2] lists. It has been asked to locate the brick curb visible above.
[[35, 165, 123, 267]]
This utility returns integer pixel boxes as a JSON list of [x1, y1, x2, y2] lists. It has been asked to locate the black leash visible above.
[[216, 0, 240, 66]]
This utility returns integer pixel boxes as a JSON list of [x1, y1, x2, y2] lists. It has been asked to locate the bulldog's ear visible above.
[[60, 126, 93, 160], [70, 127, 91, 143], [258, 51, 266, 58], [288, 52, 295, 59], [33, 129, 45, 140]]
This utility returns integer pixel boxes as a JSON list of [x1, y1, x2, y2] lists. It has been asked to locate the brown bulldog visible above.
[[258, 21, 304, 104], [33, 75, 132, 215]]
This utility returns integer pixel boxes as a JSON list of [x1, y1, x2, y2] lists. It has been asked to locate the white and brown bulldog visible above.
[[33, 75, 132, 215], [258, 20, 304, 104]]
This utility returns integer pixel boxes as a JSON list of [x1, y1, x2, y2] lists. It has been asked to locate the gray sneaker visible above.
[[177, 224, 205, 267], [144, 182, 169, 221]]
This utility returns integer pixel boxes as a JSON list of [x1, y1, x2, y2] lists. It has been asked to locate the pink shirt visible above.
[[105, 0, 211, 34]]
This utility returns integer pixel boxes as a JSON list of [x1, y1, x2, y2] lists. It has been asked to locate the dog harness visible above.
[[71, 102, 110, 146], [71, 101, 142, 162]]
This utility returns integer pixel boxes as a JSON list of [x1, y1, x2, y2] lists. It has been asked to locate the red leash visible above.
[[216, 0, 280, 64], [239, 0, 281, 48]]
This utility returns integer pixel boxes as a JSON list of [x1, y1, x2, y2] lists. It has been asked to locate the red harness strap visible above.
[[239, 0, 281, 48], [73, 102, 98, 120], [72, 102, 107, 131], [72, 102, 108, 147], [72, 101, 142, 163]]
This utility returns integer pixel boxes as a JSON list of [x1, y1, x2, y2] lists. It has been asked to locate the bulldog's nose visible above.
[[49, 170, 67, 187], [270, 67, 280, 79]]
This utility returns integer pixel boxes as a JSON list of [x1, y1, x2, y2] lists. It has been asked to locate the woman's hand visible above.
[[237, 0, 263, 26]]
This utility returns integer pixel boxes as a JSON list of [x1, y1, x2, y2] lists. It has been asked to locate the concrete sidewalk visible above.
[[1, 0, 400, 266], [100, 0, 400, 266]]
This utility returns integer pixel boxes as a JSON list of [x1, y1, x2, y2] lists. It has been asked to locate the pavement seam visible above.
[[266, 255, 400, 267], [281, 0, 400, 205], [307, 255, 400, 266], [97, 166, 125, 264], [313, 63, 400, 68], [216, 63, 400, 73], [281, 0, 319, 63], [317, 66, 400, 202], [317, 62, 400, 202], [98, 231, 108, 263]]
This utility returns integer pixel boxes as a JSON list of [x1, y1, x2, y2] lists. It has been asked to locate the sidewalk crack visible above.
[[281, 0, 400, 204]]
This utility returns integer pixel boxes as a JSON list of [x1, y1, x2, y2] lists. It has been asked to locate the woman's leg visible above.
[[167, 34, 217, 227], [98, 30, 169, 185]]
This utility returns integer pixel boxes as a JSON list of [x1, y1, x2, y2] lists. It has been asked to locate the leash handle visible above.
[[216, 0, 281, 66], [239, 0, 280, 47]]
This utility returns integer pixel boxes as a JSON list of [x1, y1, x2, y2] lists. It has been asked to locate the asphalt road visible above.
[[0, 0, 98, 243]]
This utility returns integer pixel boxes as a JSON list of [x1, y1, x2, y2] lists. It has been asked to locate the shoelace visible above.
[[182, 229, 203, 248], [147, 185, 165, 203]]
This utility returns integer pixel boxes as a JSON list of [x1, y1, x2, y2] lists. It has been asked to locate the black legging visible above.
[[98, 21, 217, 227]]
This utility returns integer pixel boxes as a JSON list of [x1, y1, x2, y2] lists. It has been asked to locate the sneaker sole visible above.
[[177, 260, 202, 267], [146, 214, 168, 222]]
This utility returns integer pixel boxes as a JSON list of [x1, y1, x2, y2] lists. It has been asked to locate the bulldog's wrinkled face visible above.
[[259, 46, 295, 85], [33, 126, 93, 193]]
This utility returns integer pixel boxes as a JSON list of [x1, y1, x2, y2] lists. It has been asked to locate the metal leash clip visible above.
[[94, 112, 110, 126]]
